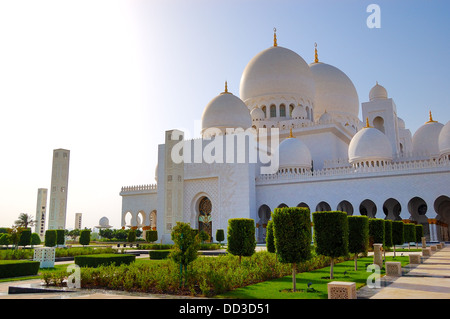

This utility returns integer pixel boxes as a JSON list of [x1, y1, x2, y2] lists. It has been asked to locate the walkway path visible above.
[[358, 245, 450, 299]]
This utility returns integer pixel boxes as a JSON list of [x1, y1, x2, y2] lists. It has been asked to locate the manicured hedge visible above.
[[0, 260, 40, 279], [348, 215, 369, 255], [369, 218, 385, 248], [384, 220, 393, 248], [215, 229, 225, 244], [265, 220, 275, 253], [149, 250, 171, 260], [146, 230, 158, 243], [415, 224, 424, 244], [403, 223, 416, 243], [313, 211, 349, 258], [75, 254, 135, 268], [56, 229, 65, 246], [18, 228, 31, 247], [45, 230, 57, 247], [392, 221, 404, 246], [227, 218, 256, 262], [272, 207, 312, 264]]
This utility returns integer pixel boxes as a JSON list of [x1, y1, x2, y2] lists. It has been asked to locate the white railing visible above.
[[120, 184, 157, 193]]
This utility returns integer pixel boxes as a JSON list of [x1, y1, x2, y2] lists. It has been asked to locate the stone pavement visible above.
[[358, 245, 450, 299], [0, 246, 449, 299]]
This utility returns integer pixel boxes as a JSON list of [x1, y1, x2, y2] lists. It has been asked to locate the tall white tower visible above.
[[75, 213, 82, 230], [48, 149, 70, 230], [34, 188, 48, 239]]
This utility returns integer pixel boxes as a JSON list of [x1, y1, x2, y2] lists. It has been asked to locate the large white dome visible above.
[[201, 86, 252, 135], [439, 120, 450, 158], [348, 125, 393, 166], [239, 46, 315, 103], [412, 114, 444, 157], [309, 61, 359, 120], [277, 131, 312, 172]]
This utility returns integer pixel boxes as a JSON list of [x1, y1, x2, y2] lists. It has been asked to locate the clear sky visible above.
[[0, 0, 449, 230]]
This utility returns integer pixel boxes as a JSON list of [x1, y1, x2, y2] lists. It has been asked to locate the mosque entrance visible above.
[[198, 196, 212, 241]]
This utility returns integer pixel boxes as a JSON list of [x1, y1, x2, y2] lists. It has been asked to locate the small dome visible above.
[[250, 107, 265, 121], [291, 105, 307, 119], [412, 113, 444, 157], [438, 120, 450, 157], [369, 82, 388, 101], [309, 61, 359, 119], [318, 110, 332, 124], [348, 125, 393, 165], [201, 86, 252, 136], [97, 217, 112, 229], [239, 46, 315, 103], [277, 131, 312, 171]]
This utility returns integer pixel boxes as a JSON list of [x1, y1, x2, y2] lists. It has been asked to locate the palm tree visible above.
[[14, 213, 35, 228]]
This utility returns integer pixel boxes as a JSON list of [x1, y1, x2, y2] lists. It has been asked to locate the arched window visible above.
[[373, 116, 385, 133], [270, 105, 276, 118], [261, 105, 267, 118], [198, 197, 212, 240], [280, 104, 286, 117]]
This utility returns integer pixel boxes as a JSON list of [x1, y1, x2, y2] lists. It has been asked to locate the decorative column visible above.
[[373, 244, 383, 269]]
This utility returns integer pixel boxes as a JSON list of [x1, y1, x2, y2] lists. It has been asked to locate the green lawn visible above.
[[216, 256, 410, 299]]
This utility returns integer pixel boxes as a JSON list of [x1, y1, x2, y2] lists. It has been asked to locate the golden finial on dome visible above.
[[289, 127, 294, 138], [221, 81, 231, 94], [314, 42, 319, 63], [273, 27, 277, 47], [426, 110, 437, 123], [365, 117, 371, 128]]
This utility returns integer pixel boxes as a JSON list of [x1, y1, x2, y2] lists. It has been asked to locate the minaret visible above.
[[34, 188, 48, 240], [48, 149, 70, 230]]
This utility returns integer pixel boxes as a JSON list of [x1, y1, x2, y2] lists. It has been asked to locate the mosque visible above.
[[120, 31, 450, 244]]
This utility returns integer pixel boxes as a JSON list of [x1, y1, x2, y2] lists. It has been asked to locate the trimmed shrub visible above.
[[403, 223, 416, 249], [146, 230, 158, 243], [0, 260, 40, 279], [272, 207, 312, 291], [198, 230, 210, 243], [56, 229, 65, 246], [384, 220, 393, 249], [215, 229, 225, 245], [227, 218, 256, 263], [149, 250, 171, 260], [312, 211, 348, 279], [18, 228, 31, 247], [79, 229, 91, 246], [348, 215, 369, 270], [369, 218, 385, 248], [31, 233, 41, 247], [415, 224, 424, 245], [45, 230, 57, 247], [127, 229, 136, 243], [75, 254, 135, 268], [265, 220, 275, 253], [392, 221, 404, 257]]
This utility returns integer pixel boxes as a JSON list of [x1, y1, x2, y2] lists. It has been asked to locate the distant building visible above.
[[75, 213, 82, 230], [48, 149, 70, 230], [34, 188, 47, 239]]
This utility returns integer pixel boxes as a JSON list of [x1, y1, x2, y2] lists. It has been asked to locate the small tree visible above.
[[170, 222, 200, 287], [313, 211, 348, 279], [348, 215, 369, 270], [272, 207, 312, 292], [56, 229, 65, 246], [127, 229, 136, 244], [45, 230, 57, 247], [14, 213, 35, 228], [198, 230, 210, 244], [18, 228, 31, 247], [0, 233, 10, 247], [79, 229, 91, 247], [369, 218, 385, 249], [31, 233, 41, 247], [403, 223, 416, 250], [215, 229, 225, 246], [392, 221, 404, 257], [146, 230, 158, 243], [265, 220, 275, 253], [227, 218, 256, 263], [415, 224, 424, 248]]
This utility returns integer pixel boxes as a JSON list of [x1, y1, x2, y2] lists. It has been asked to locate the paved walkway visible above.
[[1, 246, 449, 299]]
